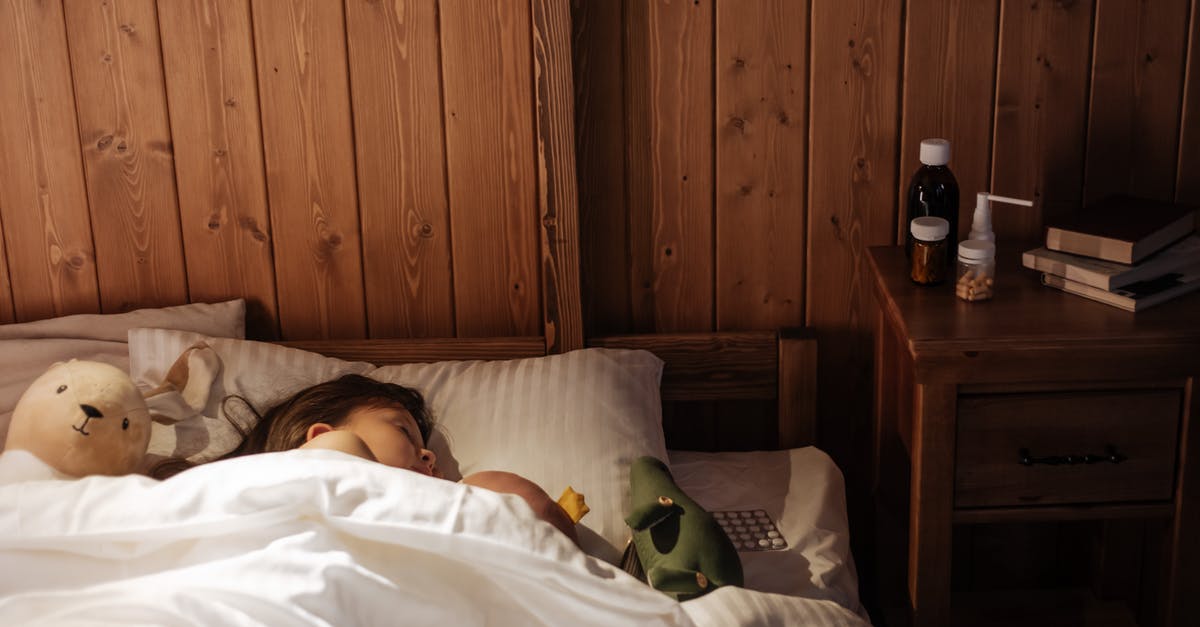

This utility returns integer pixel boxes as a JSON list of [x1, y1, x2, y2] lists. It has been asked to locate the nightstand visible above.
[[866, 245, 1200, 627]]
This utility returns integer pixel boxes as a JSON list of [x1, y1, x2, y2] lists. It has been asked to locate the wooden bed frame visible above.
[[282, 328, 818, 452]]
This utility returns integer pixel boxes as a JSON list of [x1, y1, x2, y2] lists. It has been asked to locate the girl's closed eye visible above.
[[394, 421, 417, 444]]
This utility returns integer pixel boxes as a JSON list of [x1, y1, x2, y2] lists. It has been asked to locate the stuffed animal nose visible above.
[[80, 404, 104, 419]]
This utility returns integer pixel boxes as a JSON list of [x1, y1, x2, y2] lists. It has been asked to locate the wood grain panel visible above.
[[623, 0, 653, 333], [955, 390, 1180, 508], [1084, 0, 1190, 204], [1167, 376, 1200, 626], [715, 0, 806, 331], [991, 0, 1095, 241], [908, 383, 956, 626], [624, 0, 714, 332], [532, 0, 583, 353], [898, 0, 1000, 244], [0, 0, 100, 322], [1178, 0, 1200, 204], [571, 0, 630, 336], [588, 331, 778, 401], [280, 336, 547, 364], [954, 503, 1174, 524], [64, 0, 188, 313], [157, 0, 278, 339], [251, 0, 366, 339], [0, 210, 13, 323], [344, 0, 453, 340], [806, 0, 903, 470], [440, 0, 539, 337], [779, 327, 818, 448]]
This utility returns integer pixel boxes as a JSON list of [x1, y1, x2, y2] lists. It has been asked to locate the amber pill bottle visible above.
[[910, 217, 949, 286]]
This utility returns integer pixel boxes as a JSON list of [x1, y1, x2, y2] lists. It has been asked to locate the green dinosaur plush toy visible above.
[[624, 456, 743, 601]]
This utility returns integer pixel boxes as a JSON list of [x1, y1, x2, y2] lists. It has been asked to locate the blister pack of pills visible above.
[[713, 509, 787, 551]]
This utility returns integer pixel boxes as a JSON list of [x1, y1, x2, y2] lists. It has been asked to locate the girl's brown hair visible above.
[[226, 374, 433, 457], [151, 375, 432, 479]]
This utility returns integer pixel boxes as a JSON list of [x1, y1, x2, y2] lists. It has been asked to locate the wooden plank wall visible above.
[[0, 0, 1197, 445], [570, 0, 1200, 483], [0, 0, 578, 343]]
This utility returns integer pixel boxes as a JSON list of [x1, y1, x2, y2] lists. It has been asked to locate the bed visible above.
[[0, 304, 867, 626], [0, 0, 864, 621]]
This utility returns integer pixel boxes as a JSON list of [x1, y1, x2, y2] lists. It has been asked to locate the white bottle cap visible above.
[[957, 239, 995, 261], [910, 216, 949, 241], [919, 138, 951, 166]]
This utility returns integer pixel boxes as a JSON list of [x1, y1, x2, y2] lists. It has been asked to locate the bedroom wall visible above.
[[572, 0, 1200, 491], [0, 0, 559, 342], [0, 1, 1197, 455]]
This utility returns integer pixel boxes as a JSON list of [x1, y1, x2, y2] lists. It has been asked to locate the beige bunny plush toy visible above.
[[4, 360, 151, 477]]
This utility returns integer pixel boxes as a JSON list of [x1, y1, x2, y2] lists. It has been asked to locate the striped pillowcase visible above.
[[374, 349, 666, 564], [127, 329, 667, 564]]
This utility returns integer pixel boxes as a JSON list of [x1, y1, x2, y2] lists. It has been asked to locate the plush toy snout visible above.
[[4, 360, 151, 477]]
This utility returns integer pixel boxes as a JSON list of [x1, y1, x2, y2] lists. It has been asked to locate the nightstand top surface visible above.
[[867, 245, 1200, 351]]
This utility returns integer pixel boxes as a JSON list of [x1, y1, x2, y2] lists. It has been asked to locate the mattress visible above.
[[669, 447, 864, 617]]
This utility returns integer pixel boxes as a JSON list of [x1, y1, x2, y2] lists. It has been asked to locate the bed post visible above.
[[778, 328, 818, 448], [532, 0, 584, 355]]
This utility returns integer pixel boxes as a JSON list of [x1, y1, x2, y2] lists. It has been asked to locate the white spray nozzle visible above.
[[982, 194, 1033, 208], [969, 192, 1034, 242]]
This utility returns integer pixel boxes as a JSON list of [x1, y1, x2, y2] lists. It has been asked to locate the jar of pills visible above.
[[909, 216, 949, 285], [956, 239, 996, 301]]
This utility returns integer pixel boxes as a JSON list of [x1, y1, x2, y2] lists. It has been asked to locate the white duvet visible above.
[[0, 450, 868, 626]]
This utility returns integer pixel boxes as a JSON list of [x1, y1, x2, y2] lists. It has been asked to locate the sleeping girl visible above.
[[221, 374, 580, 546]]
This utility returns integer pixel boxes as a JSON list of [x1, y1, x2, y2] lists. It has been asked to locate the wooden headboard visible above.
[[283, 328, 817, 451]]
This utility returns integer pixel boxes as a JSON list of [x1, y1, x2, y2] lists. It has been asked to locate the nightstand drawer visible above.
[[955, 390, 1180, 508]]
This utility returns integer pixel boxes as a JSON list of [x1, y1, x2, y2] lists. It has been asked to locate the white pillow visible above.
[[0, 300, 246, 449], [128, 329, 375, 469], [372, 350, 666, 563], [127, 329, 668, 564], [0, 299, 245, 342]]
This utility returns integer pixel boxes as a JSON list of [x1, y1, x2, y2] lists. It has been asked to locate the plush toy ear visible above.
[[4, 360, 152, 477]]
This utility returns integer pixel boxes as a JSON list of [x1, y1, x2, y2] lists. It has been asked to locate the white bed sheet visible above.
[[670, 447, 865, 619], [0, 449, 869, 627]]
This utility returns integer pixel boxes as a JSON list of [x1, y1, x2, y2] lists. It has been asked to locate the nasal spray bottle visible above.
[[955, 193, 1034, 302]]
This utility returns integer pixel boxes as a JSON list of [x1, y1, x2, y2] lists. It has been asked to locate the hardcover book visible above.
[[1044, 195, 1197, 264], [1022, 235, 1200, 291], [1040, 262, 1200, 312]]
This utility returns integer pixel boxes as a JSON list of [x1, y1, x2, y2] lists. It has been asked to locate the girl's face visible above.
[[342, 404, 438, 476]]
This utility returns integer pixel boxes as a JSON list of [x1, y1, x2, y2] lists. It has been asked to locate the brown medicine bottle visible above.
[[904, 139, 959, 261]]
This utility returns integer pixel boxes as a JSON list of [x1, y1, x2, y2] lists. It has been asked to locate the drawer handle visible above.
[[1018, 446, 1126, 466]]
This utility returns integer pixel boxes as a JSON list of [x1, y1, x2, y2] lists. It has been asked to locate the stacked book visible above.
[[1022, 194, 1200, 312]]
